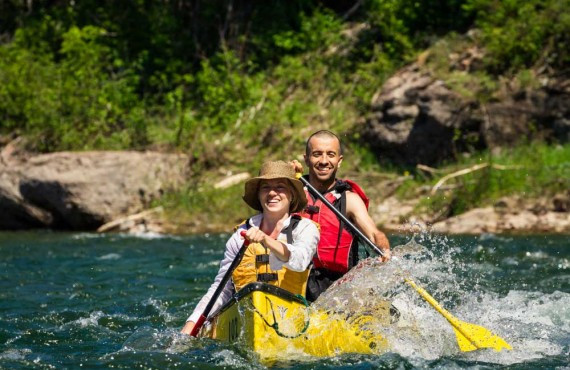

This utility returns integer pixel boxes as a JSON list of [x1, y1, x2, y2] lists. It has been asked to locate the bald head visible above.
[[305, 130, 343, 156]]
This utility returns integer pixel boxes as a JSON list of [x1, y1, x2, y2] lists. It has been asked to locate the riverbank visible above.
[[1, 145, 568, 235], [374, 194, 570, 235]]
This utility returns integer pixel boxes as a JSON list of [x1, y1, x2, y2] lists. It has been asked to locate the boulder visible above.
[[0, 151, 189, 230], [432, 207, 499, 234], [362, 62, 570, 166], [363, 64, 482, 165], [0, 169, 54, 229], [432, 200, 570, 234]]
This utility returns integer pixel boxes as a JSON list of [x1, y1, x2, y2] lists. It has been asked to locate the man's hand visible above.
[[289, 160, 304, 175], [374, 232, 391, 262], [378, 247, 391, 262]]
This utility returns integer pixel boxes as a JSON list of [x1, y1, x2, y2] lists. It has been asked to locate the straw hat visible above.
[[243, 161, 307, 213]]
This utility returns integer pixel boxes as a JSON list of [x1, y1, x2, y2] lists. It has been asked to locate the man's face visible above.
[[304, 136, 343, 183]]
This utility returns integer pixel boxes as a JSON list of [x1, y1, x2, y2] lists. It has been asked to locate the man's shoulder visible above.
[[339, 179, 369, 208], [345, 190, 366, 201], [345, 191, 369, 215]]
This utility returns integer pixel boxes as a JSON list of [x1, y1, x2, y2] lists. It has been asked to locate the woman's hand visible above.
[[181, 321, 195, 335], [244, 227, 290, 262], [244, 227, 267, 245]]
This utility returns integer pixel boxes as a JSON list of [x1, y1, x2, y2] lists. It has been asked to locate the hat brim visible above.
[[243, 175, 307, 213]]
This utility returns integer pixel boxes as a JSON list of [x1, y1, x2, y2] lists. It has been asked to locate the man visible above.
[[294, 130, 390, 302]]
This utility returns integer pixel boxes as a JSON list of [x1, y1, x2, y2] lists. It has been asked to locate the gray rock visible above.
[[0, 169, 54, 229], [363, 63, 479, 165], [362, 62, 570, 165], [0, 151, 189, 230]]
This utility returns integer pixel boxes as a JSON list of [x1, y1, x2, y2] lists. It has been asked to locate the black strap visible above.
[[254, 215, 301, 269], [334, 179, 352, 193], [282, 214, 302, 244], [256, 254, 269, 263], [306, 205, 320, 214], [257, 273, 278, 282], [337, 191, 346, 247]]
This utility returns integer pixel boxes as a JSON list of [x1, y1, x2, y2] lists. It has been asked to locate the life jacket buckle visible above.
[[255, 254, 270, 263], [306, 205, 320, 214], [257, 273, 278, 282]]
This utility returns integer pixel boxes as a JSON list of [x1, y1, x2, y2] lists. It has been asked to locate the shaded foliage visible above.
[[0, 0, 567, 155]]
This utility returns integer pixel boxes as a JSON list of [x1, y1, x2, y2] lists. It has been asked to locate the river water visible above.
[[0, 231, 568, 369]]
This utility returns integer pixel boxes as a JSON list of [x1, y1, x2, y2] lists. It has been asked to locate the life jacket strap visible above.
[[306, 205, 320, 214], [282, 214, 302, 244]]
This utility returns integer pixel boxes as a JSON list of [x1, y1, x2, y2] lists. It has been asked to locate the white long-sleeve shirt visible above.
[[187, 214, 319, 323]]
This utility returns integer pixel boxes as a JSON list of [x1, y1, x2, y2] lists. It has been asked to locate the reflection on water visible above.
[[0, 231, 568, 368]]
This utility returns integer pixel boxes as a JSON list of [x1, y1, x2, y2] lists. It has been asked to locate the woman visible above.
[[181, 160, 319, 335]]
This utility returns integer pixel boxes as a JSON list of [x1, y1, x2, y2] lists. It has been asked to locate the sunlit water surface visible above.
[[0, 231, 568, 369]]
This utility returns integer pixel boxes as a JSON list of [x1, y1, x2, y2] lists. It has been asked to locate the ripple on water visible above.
[[1, 232, 568, 368], [97, 253, 122, 260], [0, 348, 31, 361]]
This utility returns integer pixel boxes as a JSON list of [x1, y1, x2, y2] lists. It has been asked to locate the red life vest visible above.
[[299, 179, 369, 274]]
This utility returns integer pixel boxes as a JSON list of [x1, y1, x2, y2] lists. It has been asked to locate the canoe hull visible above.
[[201, 282, 388, 359]]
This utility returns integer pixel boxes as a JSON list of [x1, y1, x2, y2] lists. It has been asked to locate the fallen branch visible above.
[[342, 0, 363, 20], [382, 175, 414, 198], [97, 206, 164, 233], [417, 164, 446, 175], [430, 163, 523, 195], [417, 182, 471, 195]]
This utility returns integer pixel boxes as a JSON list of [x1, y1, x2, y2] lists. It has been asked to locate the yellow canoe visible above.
[[199, 282, 391, 360]]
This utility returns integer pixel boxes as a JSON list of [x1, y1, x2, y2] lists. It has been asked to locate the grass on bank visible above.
[[401, 142, 570, 218], [156, 142, 569, 233]]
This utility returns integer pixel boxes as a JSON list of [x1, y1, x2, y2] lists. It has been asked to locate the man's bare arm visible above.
[[345, 192, 391, 261]]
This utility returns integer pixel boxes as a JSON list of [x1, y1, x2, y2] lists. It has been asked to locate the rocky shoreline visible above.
[[1, 148, 568, 235], [373, 194, 570, 235], [2, 39, 568, 236], [0, 146, 189, 232]]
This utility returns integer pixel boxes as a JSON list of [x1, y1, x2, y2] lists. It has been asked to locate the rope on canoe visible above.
[[250, 295, 310, 339]]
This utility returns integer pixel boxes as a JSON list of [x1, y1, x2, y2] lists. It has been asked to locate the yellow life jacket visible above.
[[232, 215, 311, 297]]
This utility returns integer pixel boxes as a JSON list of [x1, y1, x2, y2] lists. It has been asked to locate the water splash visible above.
[[310, 231, 570, 365], [1, 231, 568, 368]]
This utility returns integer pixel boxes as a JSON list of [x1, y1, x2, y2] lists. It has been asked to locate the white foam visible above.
[[0, 348, 31, 360], [97, 253, 121, 260], [311, 233, 570, 365], [143, 298, 175, 323], [211, 349, 257, 368]]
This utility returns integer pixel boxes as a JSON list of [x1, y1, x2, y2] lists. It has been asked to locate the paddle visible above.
[[298, 175, 512, 352], [190, 231, 250, 337]]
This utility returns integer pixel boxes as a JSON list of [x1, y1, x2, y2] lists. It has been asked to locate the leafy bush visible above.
[[466, 0, 570, 72], [0, 25, 144, 151]]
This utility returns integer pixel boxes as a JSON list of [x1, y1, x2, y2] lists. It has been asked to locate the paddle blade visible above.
[[405, 279, 512, 352], [451, 319, 513, 352]]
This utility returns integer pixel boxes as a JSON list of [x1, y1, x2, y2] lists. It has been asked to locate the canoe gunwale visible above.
[[206, 282, 306, 323]]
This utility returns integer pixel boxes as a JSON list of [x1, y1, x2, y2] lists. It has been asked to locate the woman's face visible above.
[[258, 179, 292, 215]]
